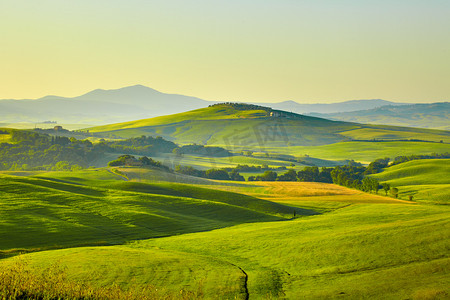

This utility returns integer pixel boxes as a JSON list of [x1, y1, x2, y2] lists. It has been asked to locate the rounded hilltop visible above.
[[208, 102, 272, 112], [209, 102, 302, 119]]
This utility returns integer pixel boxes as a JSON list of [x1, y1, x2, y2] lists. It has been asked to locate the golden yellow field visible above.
[[0, 134, 11, 142], [212, 181, 413, 209]]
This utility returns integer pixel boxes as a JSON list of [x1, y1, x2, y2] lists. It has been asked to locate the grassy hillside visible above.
[[87, 104, 355, 146], [263, 141, 450, 163], [372, 159, 450, 204], [87, 104, 450, 149], [1, 165, 448, 299], [3, 204, 448, 299], [0, 169, 309, 254], [339, 124, 449, 142]]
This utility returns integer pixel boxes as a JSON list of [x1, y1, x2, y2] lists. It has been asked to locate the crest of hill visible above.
[[87, 103, 450, 147], [88, 103, 313, 132]]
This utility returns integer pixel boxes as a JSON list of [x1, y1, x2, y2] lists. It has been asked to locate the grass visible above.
[[0, 161, 448, 299], [0, 257, 195, 299], [87, 105, 353, 145], [203, 181, 412, 213], [3, 203, 448, 299], [0, 169, 308, 253], [372, 159, 450, 204], [89, 105, 272, 132], [261, 141, 450, 163], [0, 134, 11, 143], [147, 152, 295, 170], [86, 105, 450, 165], [111, 167, 409, 212], [87, 104, 450, 151], [339, 125, 450, 142]]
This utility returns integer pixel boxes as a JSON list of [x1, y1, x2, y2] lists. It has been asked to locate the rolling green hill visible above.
[[372, 159, 450, 204], [0, 169, 311, 254], [3, 203, 448, 299], [1, 166, 449, 299], [88, 104, 351, 147], [87, 104, 450, 149]]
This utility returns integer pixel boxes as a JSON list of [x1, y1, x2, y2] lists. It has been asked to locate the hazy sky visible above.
[[1, 0, 449, 103]]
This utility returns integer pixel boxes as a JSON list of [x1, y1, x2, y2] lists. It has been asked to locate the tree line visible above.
[[0, 130, 229, 171], [390, 152, 450, 166]]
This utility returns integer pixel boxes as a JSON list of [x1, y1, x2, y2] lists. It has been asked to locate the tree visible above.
[[390, 187, 399, 198], [173, 148, 182, 157], [243, 151, 253, 157], [382, 183, 390, 196], [205, 169, 230, 180], [277, 169, 297, 181], [257, 170, 278, 181], [361, 177, 372, 192], [229, 169, 245, 181], [370, 178, 380, 194]]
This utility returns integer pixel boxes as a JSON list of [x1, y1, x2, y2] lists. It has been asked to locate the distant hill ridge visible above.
[[1, 85, 448, 129], [310, 102, 450, 130], [2, 84, 438, 127], [87, 102, 450, 148]]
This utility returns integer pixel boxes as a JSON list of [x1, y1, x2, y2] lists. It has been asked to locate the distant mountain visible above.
[[0, 84, 437, 126], [309, 102, 450, 130], [0, 85, 211, 124], [253, 99, 404, 114]]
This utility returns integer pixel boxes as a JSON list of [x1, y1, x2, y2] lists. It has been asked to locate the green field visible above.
[[1, 165, 449, 299], [0, 169, 309, 255], [372, 159, 450, 204], [262, 141, 450, 163], [3, 203, 448, 299], [1, 104, 450, 299]]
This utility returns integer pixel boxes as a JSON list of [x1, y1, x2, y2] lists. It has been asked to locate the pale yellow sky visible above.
[[0, 0, 449, 103]]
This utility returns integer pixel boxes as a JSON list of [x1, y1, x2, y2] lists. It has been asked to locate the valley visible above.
[[1, 103, 449, 299]]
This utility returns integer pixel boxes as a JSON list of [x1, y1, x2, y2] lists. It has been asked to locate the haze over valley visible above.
[[1, 85, 448, 130]]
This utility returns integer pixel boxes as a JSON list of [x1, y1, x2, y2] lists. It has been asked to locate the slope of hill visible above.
[[309, 102, 450, 130], [87, 103, 450, 149], [372, 159, 450, 204], [87, 103, 355, 146], [0, 169, 309, 253], [3, 203, 448, 299]]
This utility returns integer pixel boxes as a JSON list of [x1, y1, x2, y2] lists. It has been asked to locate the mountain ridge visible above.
[[0, 85, 445, 127], [309, 102, 450, 130]]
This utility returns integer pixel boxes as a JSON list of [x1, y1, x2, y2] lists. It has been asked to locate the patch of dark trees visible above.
[[349, 138, 446, 144], [173, 144, 231, 157], [0, 130, 230, 171], [390, 152, 450, 166], [0, 130, 98, 171], [208, 102, 272, 112], [173, 164, 286, 181], [108, 155, 169, 171]]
